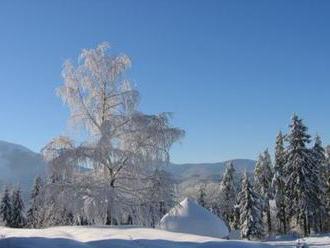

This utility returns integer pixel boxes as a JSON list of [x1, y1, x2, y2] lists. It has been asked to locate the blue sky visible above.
[[0, 0, 329, 163]]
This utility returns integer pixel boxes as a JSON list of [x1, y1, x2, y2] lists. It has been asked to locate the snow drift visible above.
[[0, 225, 328, 247], [159, 197, 229, 238]]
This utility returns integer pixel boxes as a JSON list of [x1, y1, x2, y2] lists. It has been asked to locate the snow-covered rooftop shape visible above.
[[159, 197, 229, 238]]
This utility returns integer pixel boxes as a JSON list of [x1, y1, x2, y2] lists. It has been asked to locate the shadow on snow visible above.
[[0, 237, 273, 248]]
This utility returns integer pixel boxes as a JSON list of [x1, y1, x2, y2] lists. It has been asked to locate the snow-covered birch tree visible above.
[[42, 42, 184, 225], [138, 169, 176, 227]]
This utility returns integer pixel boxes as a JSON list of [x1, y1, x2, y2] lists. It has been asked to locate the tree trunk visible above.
[[303, 214, 308, 237], [267, 207, 272, 234], [105, 208, 112, 225], [283, 209, 287, 234], [319, 213, 323, 232]]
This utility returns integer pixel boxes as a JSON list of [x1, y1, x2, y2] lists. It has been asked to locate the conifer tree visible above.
[[311, 135, 326, 232], [254, 149, 273, 234], [238, 172, 264, 240], [285, 114, 319, 236], [219, 162, 236, 230], [325, 146, 330, 231], [11, 188, 25, 228], [272, 131, 287, 234], [198, 185, 207, 208], [0, 187, 12, 226], [27, 176, 43, 227]]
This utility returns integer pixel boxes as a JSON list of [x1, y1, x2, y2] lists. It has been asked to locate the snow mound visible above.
[[159, 197, 229, 238]]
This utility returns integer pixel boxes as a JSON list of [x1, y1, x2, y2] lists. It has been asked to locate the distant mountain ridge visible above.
[[0, 140, 46, 200], [166, 159, 256, 182], [165, 159, 256, 197], [0, 140, 255, 197]]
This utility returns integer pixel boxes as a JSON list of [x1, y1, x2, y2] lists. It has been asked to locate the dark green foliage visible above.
[[0, 187, 12, 226], [10, 188, 25, 228]]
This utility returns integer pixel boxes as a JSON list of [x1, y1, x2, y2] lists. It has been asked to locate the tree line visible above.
[[1, 113, 329, 241], [0, 169, 176, 228], [198, 114, 330, 240]]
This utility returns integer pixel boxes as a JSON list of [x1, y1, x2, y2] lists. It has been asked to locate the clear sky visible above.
[[0, 0, 329, 163]]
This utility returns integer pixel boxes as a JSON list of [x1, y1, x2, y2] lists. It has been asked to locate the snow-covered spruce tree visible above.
[[10, 188, 25, 228], [41, 43, 184, 225], [238, 172, 264, 240], [0, 187, 12, 227], [272, 131, 288, 234], [311, 135, 326, 232], [254, 149, 273, 235], [219, 162, 236, 230], [26, 176, 43, 228], [325, 146, 330, 231], [285, 114, 320, 236]]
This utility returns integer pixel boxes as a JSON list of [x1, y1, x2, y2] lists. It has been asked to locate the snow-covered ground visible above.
[[0, 226, 329, 248]]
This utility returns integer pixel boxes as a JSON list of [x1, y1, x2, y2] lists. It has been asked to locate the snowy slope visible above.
[[0, 226, 329, 248], [0, 226, 268, 248], [159, 198, 229, 238]]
